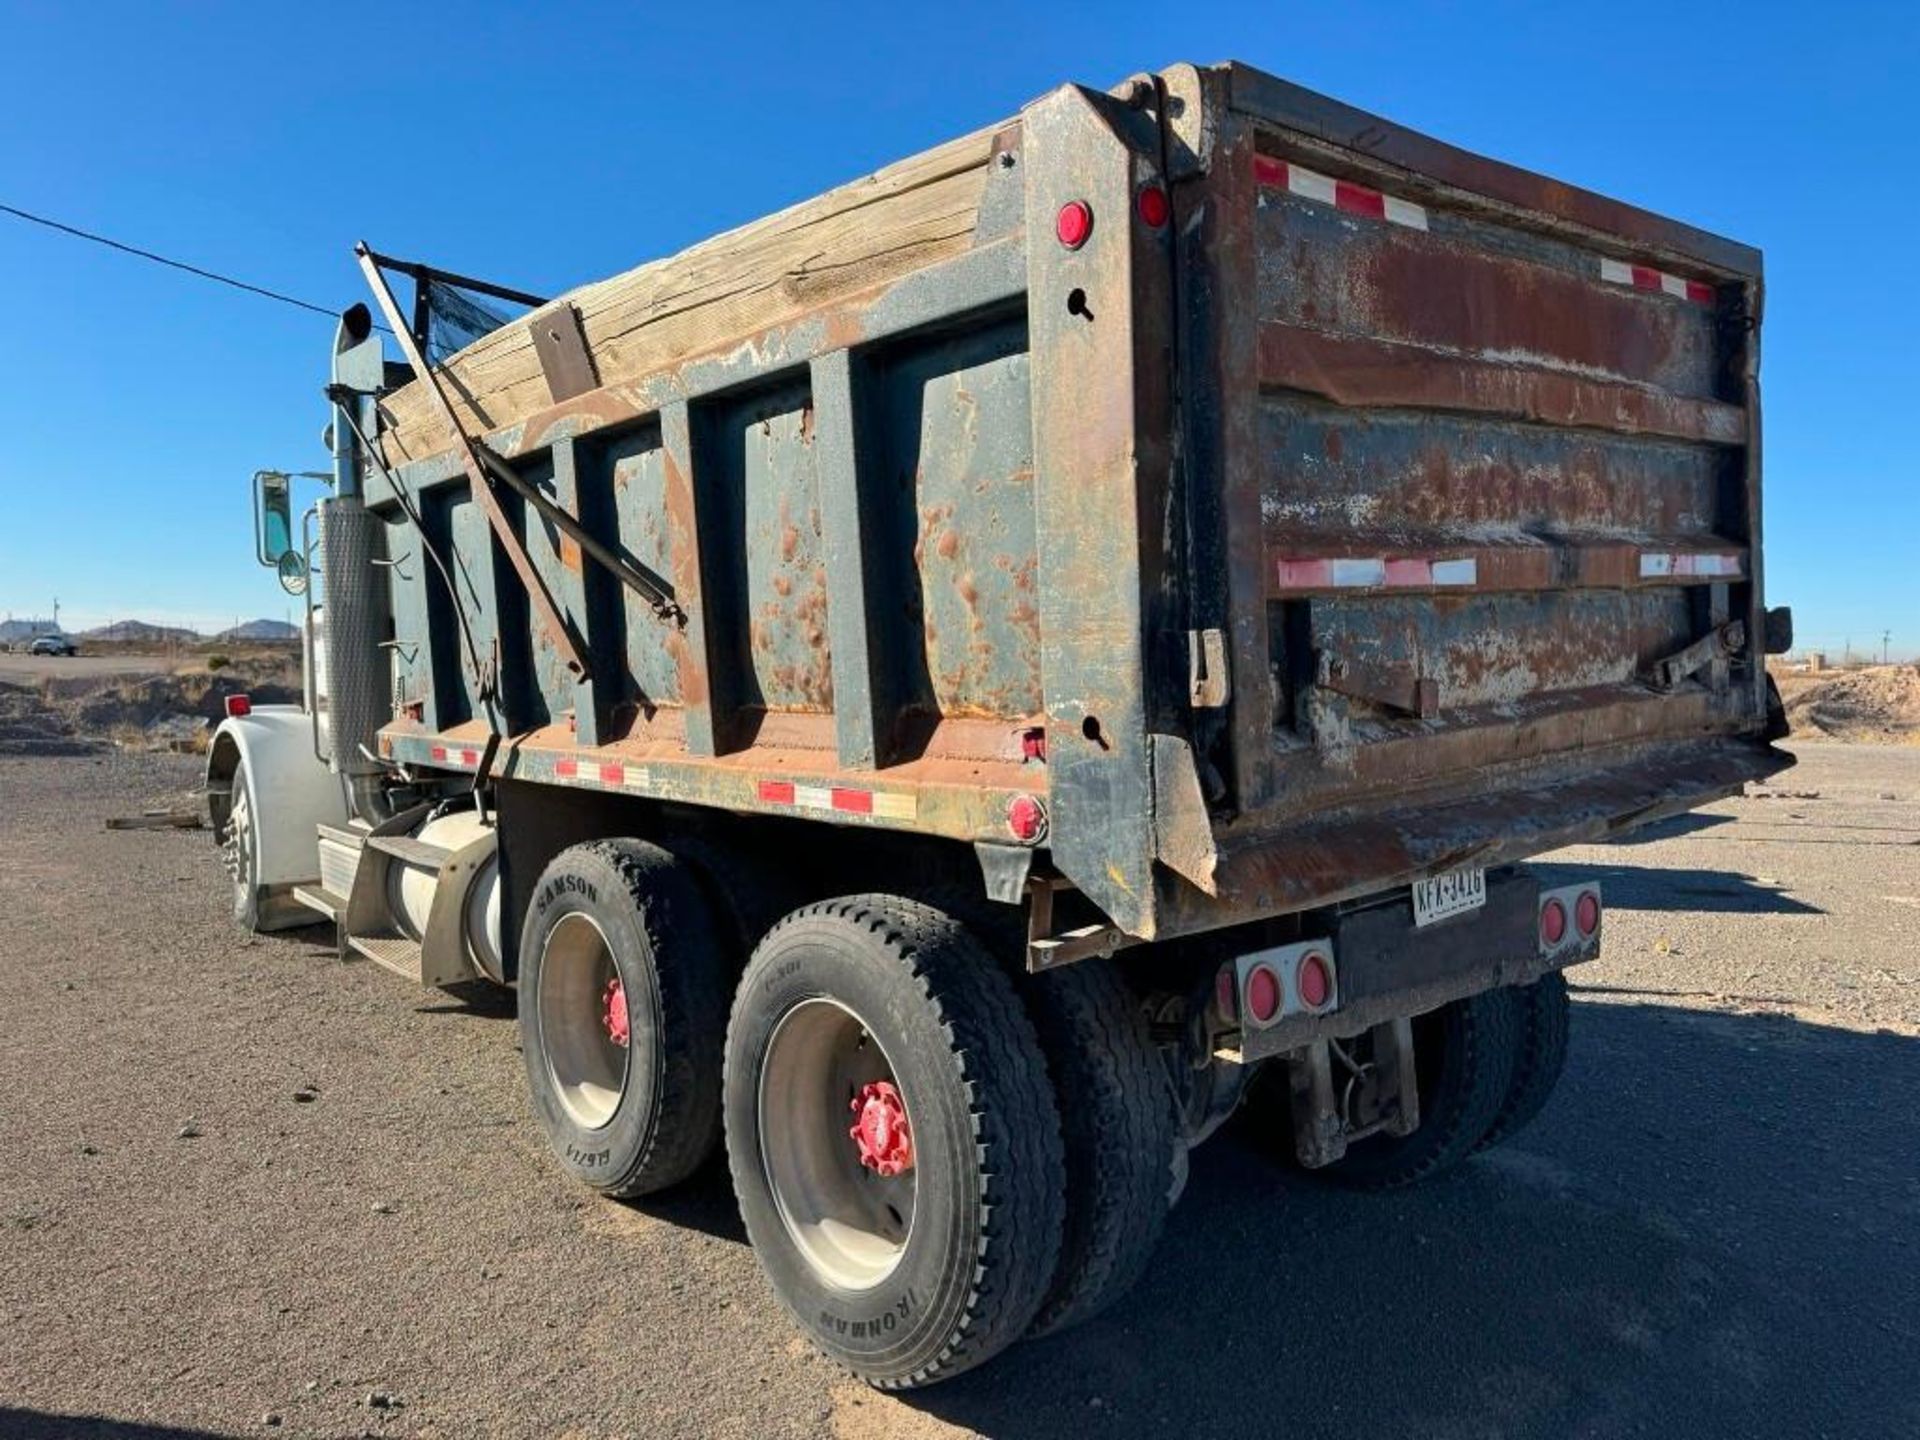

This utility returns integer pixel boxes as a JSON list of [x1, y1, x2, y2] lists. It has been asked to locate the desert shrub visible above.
[[206, 654, 231, 671]]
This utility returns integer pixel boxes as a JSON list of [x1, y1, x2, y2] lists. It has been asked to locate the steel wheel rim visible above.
[[221, 782, 253, 893], [537, 913, 631, 1130], [758, 998, 916, 1291]]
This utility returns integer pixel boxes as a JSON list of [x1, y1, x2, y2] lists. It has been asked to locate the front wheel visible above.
[[725, 897, 1065, 1389], [215, 757, 265, 931]]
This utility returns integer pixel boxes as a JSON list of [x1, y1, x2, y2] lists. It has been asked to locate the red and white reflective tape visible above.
[[1598, 257, 1714, 306], [551, 756, 653, 789], [1274, 555, 1478, 592], [428, 744, 480, 767], [757, 779, 917, 821], [1254, 155, 1428, 232], [1639, 550, 1742, 580]]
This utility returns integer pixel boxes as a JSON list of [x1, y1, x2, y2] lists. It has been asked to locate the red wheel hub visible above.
[[848, 1080, 913, 1176], [603, 976, 630, 1048]]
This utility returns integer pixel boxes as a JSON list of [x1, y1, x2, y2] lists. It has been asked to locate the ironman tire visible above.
[[517, 839, 730, 1198], [1476, 971, 1571, 1151], [724, 896, 1066, 1389], [1022, 962, 1178, 1338], [1321, 989, 1521, 1191]]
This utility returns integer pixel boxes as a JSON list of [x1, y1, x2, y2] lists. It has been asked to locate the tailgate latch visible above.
[[1316, 653, 1440, 719], [1650, 620, 1746, 691], [1188, 628, 1230, 708]]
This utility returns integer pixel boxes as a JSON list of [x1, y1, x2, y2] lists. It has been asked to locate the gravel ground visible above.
[[2, 743, 1915, 1440]]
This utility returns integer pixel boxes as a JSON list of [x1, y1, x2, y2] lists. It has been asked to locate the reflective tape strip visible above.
[[1276, 555, 1478, 591], [756, 778, 918, 821], [1599, 256, 1714, 305], [1640, 551, 1742, 579], [1254, 155, 1428, 231]]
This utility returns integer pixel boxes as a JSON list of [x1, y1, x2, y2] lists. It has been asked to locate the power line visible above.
[[0, 200, 356, 324]]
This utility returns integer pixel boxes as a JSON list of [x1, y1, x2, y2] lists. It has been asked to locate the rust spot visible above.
[[936, 529, 960, 560], [772, 573, 792, 597]]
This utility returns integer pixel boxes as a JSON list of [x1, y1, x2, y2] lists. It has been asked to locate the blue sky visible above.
[[1, 1, 1913, 656]]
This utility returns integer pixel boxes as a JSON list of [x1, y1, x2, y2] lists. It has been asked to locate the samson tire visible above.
[[1476, 971, 1571, 1151], [1022, 962, 1178, 1338], [1321, 989, 1521, 1191], [517, 839, 731, 1198], [724, 896, 1066, 1389]]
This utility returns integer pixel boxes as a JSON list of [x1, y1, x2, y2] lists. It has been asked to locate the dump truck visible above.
[[210, 60, 1793, 1387]]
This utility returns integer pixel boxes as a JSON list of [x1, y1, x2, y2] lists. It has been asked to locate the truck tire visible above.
[[216, 756, 265, 931], [1321, 989, 1520, 1191], [1476, 972, 1571, 1151], [1022, 962, 1177, 1338], [517, 839, 730, 1198], [724, 896, 1065, 1388]]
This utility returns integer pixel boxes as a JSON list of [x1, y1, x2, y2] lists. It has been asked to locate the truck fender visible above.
[[205, 706, 350, 925]]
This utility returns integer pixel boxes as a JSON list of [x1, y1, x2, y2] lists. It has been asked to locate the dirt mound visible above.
[[1779, 665, 1920, 744], [0, 663, 301, 757]]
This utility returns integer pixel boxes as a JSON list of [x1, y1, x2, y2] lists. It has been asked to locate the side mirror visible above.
[[253, 470, 309, 595]]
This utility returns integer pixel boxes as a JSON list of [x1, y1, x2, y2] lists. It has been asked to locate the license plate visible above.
[[1412, 868, 1486, 927]]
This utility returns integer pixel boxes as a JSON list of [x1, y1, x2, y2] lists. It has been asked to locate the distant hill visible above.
[[215, 619, 300, 642], [77, 620, 203, 644]]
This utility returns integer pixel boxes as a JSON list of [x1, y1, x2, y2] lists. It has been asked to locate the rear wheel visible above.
[[1022, 962, 1178, 1338], [1320, 989, 1520, 1190], [1477, 972, 1571, 1150], [517, 839, 730, 1197], [725, 896, 1065, 1388]]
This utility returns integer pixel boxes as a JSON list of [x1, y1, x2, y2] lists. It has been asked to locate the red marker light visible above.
[[1575, 891, 1601, 937], [1136, 183, 1170, 228], [1541, 898, 1567, 946], [1007, 794, 1047, 842], [1245, 964, 1281, 1025], [1296, 952, 1333, 1010], [1055, 200, 1093, 249], [224, 694, 252, 719]]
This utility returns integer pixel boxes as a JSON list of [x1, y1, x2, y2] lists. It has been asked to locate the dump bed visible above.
[[364, 61, 1787, 945]]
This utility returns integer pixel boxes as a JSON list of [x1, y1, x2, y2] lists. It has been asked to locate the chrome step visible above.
[[347, 932, 423, 982], [364, 833, 454, 869], [290, 883, 347, 922]]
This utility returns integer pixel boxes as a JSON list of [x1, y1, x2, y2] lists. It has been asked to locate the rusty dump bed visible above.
[[366, 60, 1788, 944]]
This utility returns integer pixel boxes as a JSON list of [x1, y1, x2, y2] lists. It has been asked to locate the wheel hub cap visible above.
[[603, 977, 630, 1048], [848, 1080, 913, 1176]]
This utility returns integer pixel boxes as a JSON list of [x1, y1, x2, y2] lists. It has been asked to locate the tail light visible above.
[[1231, 941, 1339, 1030], [1540, 897, 1567, 946], [1538, 884, 1601, 952], [224, 694, 252, 718]]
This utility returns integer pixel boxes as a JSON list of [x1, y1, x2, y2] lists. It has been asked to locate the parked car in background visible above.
[[28, 635, 78, 657]]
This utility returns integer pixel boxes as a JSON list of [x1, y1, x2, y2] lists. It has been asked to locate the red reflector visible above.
[[1296, 952, 1332, 1009], [1541, 898, 1567, 946], [1006, 794, 1047, 842], [223, 694, 251, 719], [1245, 965, 1281, 1025], [1020, 727, 1047, 763], [1055, 200, 1093, 249], [1575, 891, 1601, 936], [1135, 183, 1170, 228]]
